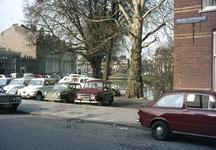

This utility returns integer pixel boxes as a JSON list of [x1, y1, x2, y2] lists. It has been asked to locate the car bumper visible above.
[[20, 94, 35, 98], [75, 99, 98, 104]]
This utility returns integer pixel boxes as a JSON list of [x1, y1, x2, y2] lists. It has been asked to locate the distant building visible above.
[[111, 55, 130, 73], [0, 45, 21, 74], [0, 24, 77, 74]]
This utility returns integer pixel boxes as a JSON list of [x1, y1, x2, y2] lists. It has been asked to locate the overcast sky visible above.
[[0, 0, 25, 33]]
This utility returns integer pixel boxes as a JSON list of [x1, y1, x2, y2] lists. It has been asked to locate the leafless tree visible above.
[[117, 0, 173, 98], [23, 0, 123, 78]]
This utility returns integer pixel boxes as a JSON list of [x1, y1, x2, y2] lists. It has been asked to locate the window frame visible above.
[[156, 94, 184, 108], [200, 0, 216, 12]]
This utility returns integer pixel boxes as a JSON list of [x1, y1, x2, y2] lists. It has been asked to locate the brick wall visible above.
[[174, 0, 216, 90]]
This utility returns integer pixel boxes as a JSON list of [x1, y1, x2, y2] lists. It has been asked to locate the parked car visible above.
[[3, 77, 32, 94], [44, 82, 82, 103], [0, 78, 13, 87], [23, 73, 34, 78], [137, 90, 216, 141], [18, 78, 56, 101], [0, 86, 22, 113], [73, 77, 96, 88], [75, 80, 114, 106], [111, 82, 121, 96], [34, 74, 46, 78]]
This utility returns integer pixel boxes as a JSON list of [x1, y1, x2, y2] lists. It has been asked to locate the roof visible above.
[[163, 90, 216, 95], [86, 80, 109, 83], [56, 82, 81, 85]]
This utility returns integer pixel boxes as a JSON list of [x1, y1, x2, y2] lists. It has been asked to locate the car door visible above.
[[42, 80, 51, 96], [182, 93, 216, 136], [153, 93, 184, 132]]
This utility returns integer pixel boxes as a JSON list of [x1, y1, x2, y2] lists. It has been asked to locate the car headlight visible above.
[[57, 92, 60, 96], [16, 97, 22, 102], [44, 92, 47, 96], [91, 95, 95, 99], [9, 88, 18, 94], [77, 94, 81, 99], [31, 91, 36, 94]]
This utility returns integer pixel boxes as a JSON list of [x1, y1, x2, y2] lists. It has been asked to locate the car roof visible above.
[[163, 90, 216, 95], [31, 78, 54, 81], [56, 82, 81, 85], [13, 77, 32, 81], [86, 80, 110, 83]]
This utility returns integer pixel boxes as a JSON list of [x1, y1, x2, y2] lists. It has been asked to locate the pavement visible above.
[[17, 96, 151, 129]]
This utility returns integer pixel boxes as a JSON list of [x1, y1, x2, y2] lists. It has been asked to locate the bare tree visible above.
[[116, 0, 173, 98], [23, 0, 122, 78]]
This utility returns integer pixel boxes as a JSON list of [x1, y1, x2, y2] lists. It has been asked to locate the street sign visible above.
[[176, 16, 207, 24]]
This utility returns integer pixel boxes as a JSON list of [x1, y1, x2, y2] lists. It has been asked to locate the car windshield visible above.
[[84, 82, 103, 89], [10, 80, 23, 85], [53, 84, 68, 90], [0, 86, 4, 92], [30, 80, 43, 85], [0, 79, 7, 85]]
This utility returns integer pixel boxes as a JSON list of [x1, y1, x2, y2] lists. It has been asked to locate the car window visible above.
[[76, 85, 82, 89], [10, 80, 22, 85], [84, 82, 102, 89], [0, 86, 4, 92], [30, 80, 43, 85], [157, 94, 183, 108], [54, 84, 68, 90], [186, 94, 216, 110]]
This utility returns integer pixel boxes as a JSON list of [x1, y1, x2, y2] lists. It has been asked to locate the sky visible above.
[[0, 0, 27, 33]]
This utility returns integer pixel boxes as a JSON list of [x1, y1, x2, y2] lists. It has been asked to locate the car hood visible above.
[[47, 89, 66, 94], [4, 85, 24, 91], [0, 92, 21, 97], [77, 89, 100, 95], [22, 85, 42, 91]]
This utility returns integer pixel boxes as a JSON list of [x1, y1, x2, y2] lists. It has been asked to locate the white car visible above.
[[18, 78, 55, 100], [3, 77, 32, 94], [73, 77, 96, 88]]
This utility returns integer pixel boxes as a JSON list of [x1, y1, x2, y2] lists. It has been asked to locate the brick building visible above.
[[174, 0, 216, 91]]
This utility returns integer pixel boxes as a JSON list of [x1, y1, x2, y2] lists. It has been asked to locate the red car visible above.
[[138, 90, 216, 140], [75, 80, 114, 106]]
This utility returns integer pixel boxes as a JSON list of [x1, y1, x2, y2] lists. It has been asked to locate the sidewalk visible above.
[[17, 99, 143, 128]]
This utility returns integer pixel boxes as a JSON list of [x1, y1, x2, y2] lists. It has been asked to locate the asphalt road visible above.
[[99, 95, 153, 109], [1, 114, 216, 150]]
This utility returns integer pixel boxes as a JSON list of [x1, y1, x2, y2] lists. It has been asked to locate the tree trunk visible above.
[[88, 55, 103, 78], [103, 41, 112, 80], [125, 21, 143, 99]]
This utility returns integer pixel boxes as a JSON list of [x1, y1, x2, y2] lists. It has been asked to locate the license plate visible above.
[[3, 104, 12, 107], [83, 99, 89, 101]]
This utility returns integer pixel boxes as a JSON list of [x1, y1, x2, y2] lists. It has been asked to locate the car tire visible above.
[[8, 106, 17, 114], [62, 97, 68, 103], [97, 99, 103, 106], [151, 121, 170, 141], [112, 90, 116, 96], [35, 92, 42, 101]]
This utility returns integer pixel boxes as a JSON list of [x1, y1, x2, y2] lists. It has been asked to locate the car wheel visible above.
[[8, 106, 17, 114], [97, 99, 103, 106], [151, 121, 170, 141], [35, 92, 42, 101], [62, 97, 68, 103], [109, 97, 113, 105], [112, 90, 116, 96]]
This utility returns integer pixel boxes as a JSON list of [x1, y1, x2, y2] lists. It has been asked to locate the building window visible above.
[[11, 58, 16, 73], [202, 0, 216, 12], [28, 67, 34, 73]]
